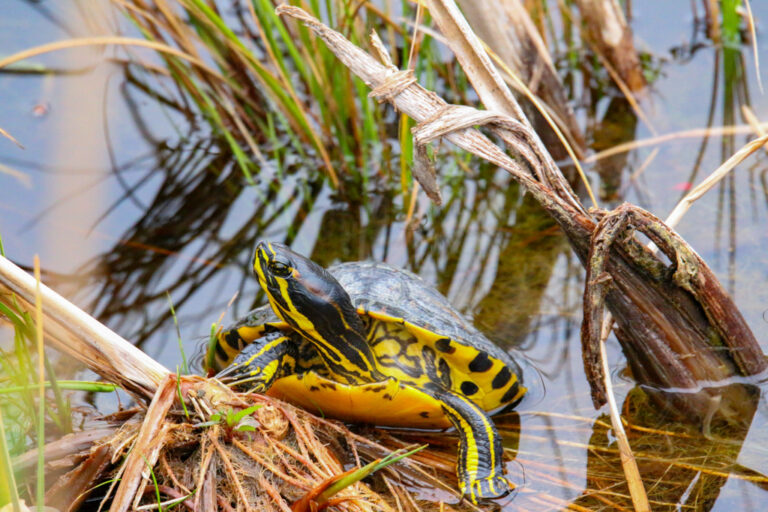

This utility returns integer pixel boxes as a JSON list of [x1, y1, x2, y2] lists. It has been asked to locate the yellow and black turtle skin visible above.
[[209, 241, 527, 503]]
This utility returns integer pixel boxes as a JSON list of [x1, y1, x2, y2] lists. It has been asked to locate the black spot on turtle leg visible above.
[[461, 381, 479, 396], [435, 338, 456, 354], [469, 351, 493, 372], [501, 382, 521, 404], [491, 366, 512, 389]]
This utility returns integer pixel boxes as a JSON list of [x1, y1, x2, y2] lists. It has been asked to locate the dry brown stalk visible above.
[[665, 134, 768, 228], [478, 42, 599, 208], [423, 0, 587, 210], [573, 0, 647, 92], [598, 321, 649, 512], [456, 0, 587, 158], [744, 0, 763, 93], [211, 432, 254, 512], [585, 122, 768, 162], [44, 444, 113, 512], [12, 427, 118, 474], [0, 37, 224, 81], [108, 375, 176, 512], [200, 465, 216, 511], [0, 255, 167, 400], [257, 474, 292, 512], [192, 436, 214, 511]]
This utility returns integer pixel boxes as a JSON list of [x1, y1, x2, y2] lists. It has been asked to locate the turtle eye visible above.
[[268, 260, 291, 277]]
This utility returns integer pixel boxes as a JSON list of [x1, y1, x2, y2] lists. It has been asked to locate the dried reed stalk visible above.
[[0, 255, 168, 401], [457, 0, 586, 158], [573, 0, 647, 92]]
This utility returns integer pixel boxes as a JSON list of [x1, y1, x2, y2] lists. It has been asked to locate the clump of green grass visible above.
[[116, 0, 462, 195], [0, 240, 119, 509], [0, 296, 121, 509]]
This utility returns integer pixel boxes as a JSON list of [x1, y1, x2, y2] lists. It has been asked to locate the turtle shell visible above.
[[335, 261, 519, 372], [333, 261, 525, 413], [214, 261, 526, 424]]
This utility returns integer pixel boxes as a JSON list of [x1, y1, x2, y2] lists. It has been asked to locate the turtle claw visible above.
[[465, 475, 513, 504], [214, 363, 240, 382], [215, 363, 267, 391]]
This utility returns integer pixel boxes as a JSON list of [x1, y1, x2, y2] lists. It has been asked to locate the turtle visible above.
[[207, 241, 527, 503]]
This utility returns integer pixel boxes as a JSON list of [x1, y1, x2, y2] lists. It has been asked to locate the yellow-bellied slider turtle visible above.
[[208, 241, 526, 503]]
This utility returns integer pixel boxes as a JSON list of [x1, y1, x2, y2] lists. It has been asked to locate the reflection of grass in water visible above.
[[79, 141, 573, 372], [486, 387, 766, 510], [75, 137, 578, 389], [672, 0, 758, 296]]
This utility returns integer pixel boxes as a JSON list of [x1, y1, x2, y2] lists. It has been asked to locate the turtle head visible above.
[[252, 241, 381, 381], [253, 241, 365, 342]]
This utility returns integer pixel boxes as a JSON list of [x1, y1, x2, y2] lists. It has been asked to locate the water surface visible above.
[[2, 1, 768, 510]]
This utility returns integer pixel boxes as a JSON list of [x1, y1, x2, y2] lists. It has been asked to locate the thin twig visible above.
[[598, 317, 650, 512], [744, 0, 762, 93], [585, 123, 768, 163], [665, 134, 768, 228], [0, 37, 224, 80], [481, 42, 598, 208], [0, 126, 24, 149]]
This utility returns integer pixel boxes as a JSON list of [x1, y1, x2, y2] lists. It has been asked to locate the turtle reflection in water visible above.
[[209, 241, 526, 504]]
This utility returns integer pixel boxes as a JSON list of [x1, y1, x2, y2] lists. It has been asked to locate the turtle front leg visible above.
[[433, 387, 512, 503], [216, 332, 297, 393]]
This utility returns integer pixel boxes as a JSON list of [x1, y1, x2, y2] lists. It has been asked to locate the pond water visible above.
[[2, 1, 768, 510]]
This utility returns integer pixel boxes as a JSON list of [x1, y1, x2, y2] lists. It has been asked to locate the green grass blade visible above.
[[175, 372, 189, 420], [0, 381, 117, 395], [319, 445, 427, 504], [205, 323, 218, 372], [43, 353, 71, 433], [229, 405, 262, 426], [721, 0, 741, 46], [33, 258, 45, 512], [184, 0, 337, 185], [0, 406, 21, 510], [165, 292, 188, 375], [143, 456, 163, 512]]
